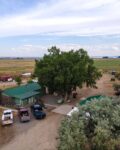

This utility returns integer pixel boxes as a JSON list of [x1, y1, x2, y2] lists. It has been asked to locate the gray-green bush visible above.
[[58, 97, 120, 150]]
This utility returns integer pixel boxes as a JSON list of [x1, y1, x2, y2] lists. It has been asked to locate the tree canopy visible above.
[[34, 46, 101, 99], [15, 76, 22, 86], [58, 97, 120, 150]]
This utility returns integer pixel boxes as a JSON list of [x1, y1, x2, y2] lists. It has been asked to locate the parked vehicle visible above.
[[1, 109, 13, 126], [31, 104, 46, 119], [18, 107, 30, 122], [0, 76, 13, 82]]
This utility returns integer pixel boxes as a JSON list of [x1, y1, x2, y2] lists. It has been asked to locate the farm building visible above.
[[2, 83, 43, 106]]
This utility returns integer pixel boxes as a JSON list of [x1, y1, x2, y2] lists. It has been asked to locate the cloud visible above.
[[8, 43, 120, 57], [0, 0, 120, 57], [10, 45, 48, 57], [0, 0, 120, 37], [56, 43, 120, 56]]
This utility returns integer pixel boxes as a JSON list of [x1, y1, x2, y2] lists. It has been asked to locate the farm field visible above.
[[0, 59, 35, 75], [0, 58, 120, 76], [94, 58, 120, 72]]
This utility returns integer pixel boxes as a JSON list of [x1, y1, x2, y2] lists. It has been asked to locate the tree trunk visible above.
[[72, 86, 77, 98], [64, 91, 71, 102], [0, 89, 2, 105], [72, 91, 77, 98], [64, 92, 68, 101]]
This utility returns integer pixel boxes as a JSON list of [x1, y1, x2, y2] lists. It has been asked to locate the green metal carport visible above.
[[79, 95, 107, 106], [3, 83, 42, 106]]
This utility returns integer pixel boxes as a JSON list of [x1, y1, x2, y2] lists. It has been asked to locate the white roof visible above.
[[22, 73, 31, 76], [67, 107, 79, 117], [4, 109, 12, 113], [32, 79, 38, 82]]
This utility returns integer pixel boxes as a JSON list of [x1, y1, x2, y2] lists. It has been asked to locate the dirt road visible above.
[[0, 112, 63, 150]]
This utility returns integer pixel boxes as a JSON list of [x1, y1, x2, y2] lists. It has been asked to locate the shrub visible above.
[[58, 97, 120, 150], [15, 76, 22, 86], [113, 84, 120, 91], [115, 72, 120, 80]]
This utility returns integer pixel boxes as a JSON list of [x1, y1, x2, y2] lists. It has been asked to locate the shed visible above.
[[3, 83, 42, 106]]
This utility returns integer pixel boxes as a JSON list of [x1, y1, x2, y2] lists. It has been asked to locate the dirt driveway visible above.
[[0, 111, 63, 150]]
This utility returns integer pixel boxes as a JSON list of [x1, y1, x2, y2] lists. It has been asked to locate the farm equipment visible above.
[[1, 109, 13, 126]]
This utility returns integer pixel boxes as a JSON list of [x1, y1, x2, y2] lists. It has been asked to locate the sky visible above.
[[0, 0, 120, 57]]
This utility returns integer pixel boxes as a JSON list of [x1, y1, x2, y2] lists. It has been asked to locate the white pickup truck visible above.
[[2, 109, 13, 126]]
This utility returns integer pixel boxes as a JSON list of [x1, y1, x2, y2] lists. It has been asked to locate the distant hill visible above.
[[0, 57, 40, 60], [92, 56, 120, 59]]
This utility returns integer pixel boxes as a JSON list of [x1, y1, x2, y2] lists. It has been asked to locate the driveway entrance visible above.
[[52, 104, 73, 115]]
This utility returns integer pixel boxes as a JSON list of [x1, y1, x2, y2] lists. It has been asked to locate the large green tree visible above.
[[34, 46, 101, 99], [58, 97, 120, 150]]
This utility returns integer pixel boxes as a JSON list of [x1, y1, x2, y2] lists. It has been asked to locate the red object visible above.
[[0, 76, 12, 82]]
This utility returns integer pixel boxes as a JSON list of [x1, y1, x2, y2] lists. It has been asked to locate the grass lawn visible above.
[[94, 58, 120, 72]]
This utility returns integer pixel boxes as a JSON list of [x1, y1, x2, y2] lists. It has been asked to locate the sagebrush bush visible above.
[[58, 97, 120, 150]]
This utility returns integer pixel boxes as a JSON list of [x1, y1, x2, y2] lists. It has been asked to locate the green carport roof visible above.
[[79, 95, 107, 105], [14, 91, 40, 100], [3, 83, 41, 98]]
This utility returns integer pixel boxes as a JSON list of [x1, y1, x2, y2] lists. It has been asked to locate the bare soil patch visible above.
[[0, 108, 63, 150], [0, 113, 63, 150], [69, 74, 118, 105]]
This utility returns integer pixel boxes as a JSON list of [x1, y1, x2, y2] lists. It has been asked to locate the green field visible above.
[[94, 58, 120, 72]]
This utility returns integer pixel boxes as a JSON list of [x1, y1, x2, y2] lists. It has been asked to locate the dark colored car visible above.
[[31, 104, 46, 119]]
